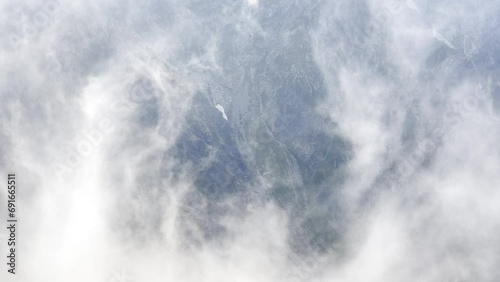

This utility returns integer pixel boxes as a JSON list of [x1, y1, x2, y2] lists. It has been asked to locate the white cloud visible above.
[[1, 0, 499, 281]]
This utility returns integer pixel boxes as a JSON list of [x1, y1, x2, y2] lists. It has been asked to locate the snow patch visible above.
[[216, 104, 228, 121]]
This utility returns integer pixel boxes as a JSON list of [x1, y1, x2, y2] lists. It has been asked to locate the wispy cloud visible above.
[[0, 0, 499, 281]]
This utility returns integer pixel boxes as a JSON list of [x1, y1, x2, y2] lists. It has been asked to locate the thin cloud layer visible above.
[[0, 0, 499, 281]]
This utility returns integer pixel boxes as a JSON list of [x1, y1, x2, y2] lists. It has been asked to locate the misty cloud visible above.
[[0, 0, 499, 281]]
